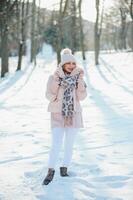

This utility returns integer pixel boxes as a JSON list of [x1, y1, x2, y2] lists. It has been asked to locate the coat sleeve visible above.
[[76, 78, 87, 101], [45, 75, 60, 101]]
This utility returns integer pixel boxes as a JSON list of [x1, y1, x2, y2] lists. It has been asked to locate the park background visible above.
[[0, 0, 133, 200]]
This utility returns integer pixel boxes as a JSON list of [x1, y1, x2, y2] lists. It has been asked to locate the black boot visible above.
[[42, 169, 55, 185], [60, 167, 69, 177]]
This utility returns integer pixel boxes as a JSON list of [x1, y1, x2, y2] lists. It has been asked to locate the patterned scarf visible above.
[[59, 73, 79, 125]]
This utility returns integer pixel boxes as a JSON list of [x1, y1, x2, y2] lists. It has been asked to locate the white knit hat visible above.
[[60, 48, 76, 67]]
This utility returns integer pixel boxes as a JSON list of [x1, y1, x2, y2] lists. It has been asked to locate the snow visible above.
[[0, 48, 133, 200]]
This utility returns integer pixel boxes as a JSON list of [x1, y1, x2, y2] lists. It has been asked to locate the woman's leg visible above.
[[43, 127, 64, 185], [62, 128, 78, 167], [48, 127, 64, 169]]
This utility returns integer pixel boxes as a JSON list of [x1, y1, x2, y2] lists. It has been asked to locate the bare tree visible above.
[[69, 0, 77, 52], [0, 0, 18, 77], [56, 0, 69, 63], [78, 0, 85, 60], [95, 0, 105, 65], [124, 0, 133, 50], [30, 0, 36, 63], [119, 7, 128, 49], [17, 0, 29, 71], [102, 7, 122, 51]]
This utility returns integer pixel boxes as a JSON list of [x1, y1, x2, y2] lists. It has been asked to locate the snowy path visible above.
[[0, 52, 133, 200]]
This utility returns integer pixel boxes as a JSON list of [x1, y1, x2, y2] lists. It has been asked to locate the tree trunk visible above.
[[1, 27, 9, 77], [113, 27, 118, 51], [95, 0, 100, 65], [30, 0, 36, 63], [130, 0, 133, 50], [17, 42, 23, 71], [120, 8, 127, 50], [56, 0, 69, 64], [95, 32, 100, 65], [17, 0, 25, 71], [78, 0, 86, 60], [131, 21, 133, 51], [57, 48, 60, 64], [94, 0, 104, 65], [0, 0, 20, 77], [70, 0, 77, 52], [124, 0, 133, 50], [129, 1, 133, 51], [56, 21, 62, 64]]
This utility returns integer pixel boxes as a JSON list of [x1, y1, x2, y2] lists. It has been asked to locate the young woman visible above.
[[42, 48, 87, 185]]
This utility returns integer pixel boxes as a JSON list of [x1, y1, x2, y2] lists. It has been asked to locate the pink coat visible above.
[[45, 66, 87, 128]]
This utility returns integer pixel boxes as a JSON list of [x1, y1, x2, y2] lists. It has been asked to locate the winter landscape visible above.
[[1, 0, 133, 199], [0, 44, 133, 199]]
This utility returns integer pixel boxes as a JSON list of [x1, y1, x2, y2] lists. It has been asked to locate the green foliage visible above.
[[43, 25, 58, 50], [43, 19, 81, 52]]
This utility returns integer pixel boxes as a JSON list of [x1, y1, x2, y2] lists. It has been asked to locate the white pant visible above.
[[48, 127, 78, 168]]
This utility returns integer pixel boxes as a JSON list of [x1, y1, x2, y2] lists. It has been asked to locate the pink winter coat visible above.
[[45, 65, 87, 128]]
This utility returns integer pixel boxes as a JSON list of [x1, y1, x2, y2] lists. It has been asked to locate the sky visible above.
[[35, 0, 114, 22]]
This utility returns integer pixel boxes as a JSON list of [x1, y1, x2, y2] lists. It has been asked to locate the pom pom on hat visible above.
[[60, 48, 76, 67], [60, 48, 72, 55]]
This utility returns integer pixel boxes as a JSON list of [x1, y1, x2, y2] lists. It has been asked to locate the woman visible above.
[[42, 48, 87, 185]]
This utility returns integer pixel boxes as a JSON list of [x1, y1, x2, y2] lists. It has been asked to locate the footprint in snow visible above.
[[96, 153, 107, 161], [89, 164, 102, 175], [92, 175, 130, 188], [24, 133, 34, 137], [93, 175, 130, 182]]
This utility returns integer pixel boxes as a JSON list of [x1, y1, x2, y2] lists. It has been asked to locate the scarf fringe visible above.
[[64, 116, 73, 126]]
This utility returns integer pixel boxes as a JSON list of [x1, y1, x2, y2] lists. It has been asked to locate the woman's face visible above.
[[63, 62, 76, 74]]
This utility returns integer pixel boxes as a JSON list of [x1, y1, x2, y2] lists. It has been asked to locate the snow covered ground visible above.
[[0, 49, 133, 200]]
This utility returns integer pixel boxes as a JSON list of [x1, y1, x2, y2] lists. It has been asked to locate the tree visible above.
[[0, 0, 18, 77], [30, 0, 36, 63], [124, 0, 133, 50], [78, 0, 85, 60], [94, 0, 105, 65], [17, 0, 29, 71], [119, 7, 128, 49], [112, 0, 129, 50], [56, 0, 69, 63], [102, 7, 121, 51], [68, 0, 77, 52]]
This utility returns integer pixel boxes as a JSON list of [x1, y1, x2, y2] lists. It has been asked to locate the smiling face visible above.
[[63, 62, 76, 74]]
